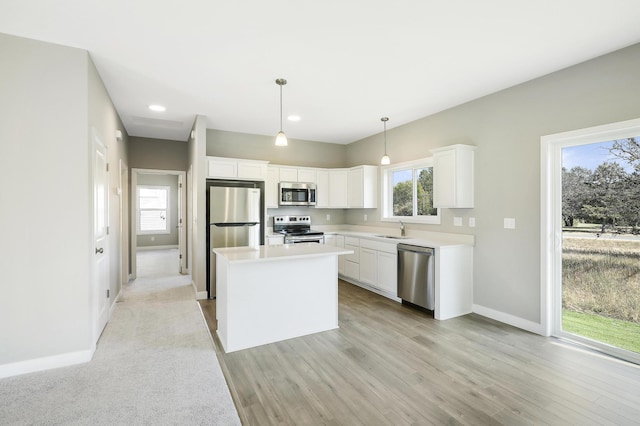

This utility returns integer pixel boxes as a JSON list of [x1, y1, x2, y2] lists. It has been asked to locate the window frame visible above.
[[136, 185, 171, 235], [380, 157, 441, 225]]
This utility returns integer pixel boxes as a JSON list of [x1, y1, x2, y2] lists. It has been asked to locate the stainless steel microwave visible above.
[[279, 182, 316, 206]]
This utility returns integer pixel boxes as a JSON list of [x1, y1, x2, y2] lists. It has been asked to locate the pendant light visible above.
[[380, 117, 390, 165], [275, 78, 288, 146]]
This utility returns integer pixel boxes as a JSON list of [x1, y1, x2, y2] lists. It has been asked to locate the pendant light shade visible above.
[[380, 117, 390, 165], [275, 78, 288, 146]]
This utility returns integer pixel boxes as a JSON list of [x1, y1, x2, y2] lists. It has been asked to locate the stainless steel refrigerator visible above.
[[208, 185, 262, 298]]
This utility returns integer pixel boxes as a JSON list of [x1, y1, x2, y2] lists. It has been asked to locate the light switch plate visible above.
[[468, 217, 476, 227], [504, 218, 516, 229], [454, 217, 463, 227]]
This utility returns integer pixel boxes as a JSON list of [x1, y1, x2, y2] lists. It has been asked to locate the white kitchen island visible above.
[[213, 244, 353, 353]]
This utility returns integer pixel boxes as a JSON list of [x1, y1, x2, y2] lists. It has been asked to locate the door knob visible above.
[[95, 247, 104, 254]]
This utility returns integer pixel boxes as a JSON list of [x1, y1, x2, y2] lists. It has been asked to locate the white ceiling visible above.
[[2, 1, 640, 144]]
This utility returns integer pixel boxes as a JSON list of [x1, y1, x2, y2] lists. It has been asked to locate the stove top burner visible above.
[[273, 215, 324, 237], [278, 229, 324, 237]]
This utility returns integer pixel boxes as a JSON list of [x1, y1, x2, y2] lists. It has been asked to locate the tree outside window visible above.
[[383, 158, 439, 224]]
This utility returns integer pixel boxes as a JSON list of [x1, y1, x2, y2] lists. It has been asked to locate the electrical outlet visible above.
[[364, 214, 368, 222], [151, 236, 155, 241], [468, 217, 476, 227], [504, 218, 516, 229], [453, 217, 463, 227], [326, 214, 330, 221]]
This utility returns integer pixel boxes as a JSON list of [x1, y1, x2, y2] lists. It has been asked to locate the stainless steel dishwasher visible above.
[[397, 244, 435, 310]]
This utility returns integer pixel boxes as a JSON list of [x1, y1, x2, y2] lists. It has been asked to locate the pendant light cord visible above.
[[279, 83, 283, 131]]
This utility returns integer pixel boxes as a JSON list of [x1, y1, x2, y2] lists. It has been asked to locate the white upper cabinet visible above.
[[297, 168, 316, 183], [347, 165, 378, 209], [316, 170, 330, 208], [278, 167, 298, 182], [257, 162, 378, 210], [266, 166, 279, 208], [328, 170, 348, 208], [430, 144, 475, 208], [276, 166, 316, 183], [207, 156, 268, 181]]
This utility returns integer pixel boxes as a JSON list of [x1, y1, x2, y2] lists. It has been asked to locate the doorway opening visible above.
[[131, 168, 187, 280], [542, 119, 640, 365]]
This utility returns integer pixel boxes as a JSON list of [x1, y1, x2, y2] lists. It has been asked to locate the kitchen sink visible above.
[[374, 235, 410, 239]]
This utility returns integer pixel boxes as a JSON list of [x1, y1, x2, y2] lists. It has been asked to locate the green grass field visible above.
[[562, 309, 640, 353], [562, 235, 640, 355]]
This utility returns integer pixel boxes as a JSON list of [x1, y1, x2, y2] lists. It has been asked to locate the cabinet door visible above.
[[433, 149, 456, 207], [359, 248, 377, 285], [344, 260, 359, 281], [329, 170, 348, 208], [207, 158, 237, 178], [377, 252, 398, 294], [348, 168, 364, 208], [279, 167, 298, 182], [316, 170, 329, 208], [238, 162, 266, 180], [297, 168, 316, 183], [432, 145, 474, 208], [266, 166, 279, 208]]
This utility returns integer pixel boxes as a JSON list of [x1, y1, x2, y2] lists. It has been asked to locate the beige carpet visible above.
[[0, 249, 241, 425]]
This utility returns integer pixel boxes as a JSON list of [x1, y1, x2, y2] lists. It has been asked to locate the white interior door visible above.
[[93, 132, 110, 341]]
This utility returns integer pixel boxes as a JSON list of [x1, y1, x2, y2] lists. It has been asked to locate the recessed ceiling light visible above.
[[287, 115, 301, 122], [148, 104, 166, 112]]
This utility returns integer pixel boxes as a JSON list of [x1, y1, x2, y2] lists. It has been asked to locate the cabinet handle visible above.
[[95, 247, 104, 254]]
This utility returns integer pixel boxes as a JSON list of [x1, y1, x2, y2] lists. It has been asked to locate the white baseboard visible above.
[[472, 304, 545, 335], [137, 245, 179, 251], [191, 280, 208, 300], [109, 288, 123, 317], [0, 347, 95, 379]]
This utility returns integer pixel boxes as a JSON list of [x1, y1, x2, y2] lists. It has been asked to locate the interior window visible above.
[[382, 158, 440, 224], [137, 185, 170, 234]]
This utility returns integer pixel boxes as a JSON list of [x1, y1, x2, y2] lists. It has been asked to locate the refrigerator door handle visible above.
[[211, 222, 259, 227]]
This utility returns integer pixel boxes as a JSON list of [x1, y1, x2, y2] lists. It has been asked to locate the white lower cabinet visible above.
[[359, 248, 377, 286], [358, 239, 397, 295], [343, 236, 360, 281], [376, 251, 398, 294], [336, 235, 398, 299], [336, 235, 345, 275]]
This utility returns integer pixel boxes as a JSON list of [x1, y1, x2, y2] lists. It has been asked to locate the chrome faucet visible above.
[[399, 220, 405, 237]]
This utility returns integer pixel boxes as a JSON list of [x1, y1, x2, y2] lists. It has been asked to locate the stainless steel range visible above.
[[273, 215, 325, 244]]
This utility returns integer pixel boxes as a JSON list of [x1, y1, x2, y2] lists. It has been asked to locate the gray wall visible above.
[[346, 43, 640, 324], [136, 174, 179, 247], [129, 136, 188, 171], [0, 33, 128, 367], [207, 129, 347, 168]]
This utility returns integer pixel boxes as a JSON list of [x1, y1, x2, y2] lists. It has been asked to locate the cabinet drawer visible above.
[[344, 244, 359, 263], [360, 238, 397, 254], [345, 236, 359, 246]]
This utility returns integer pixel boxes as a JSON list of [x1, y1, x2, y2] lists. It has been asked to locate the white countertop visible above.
[[213, 244, 353, 263], [325, 231, 471, 248]]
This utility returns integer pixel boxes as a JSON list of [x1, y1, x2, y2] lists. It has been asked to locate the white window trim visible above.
[[137, 185, 171, 235], [380, 157, 441, 225]]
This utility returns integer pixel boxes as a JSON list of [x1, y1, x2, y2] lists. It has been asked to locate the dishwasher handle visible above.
[[397, 243, 434, 255]]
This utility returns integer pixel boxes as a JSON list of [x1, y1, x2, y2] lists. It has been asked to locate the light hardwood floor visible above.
[[200, 280, 640, 425]]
